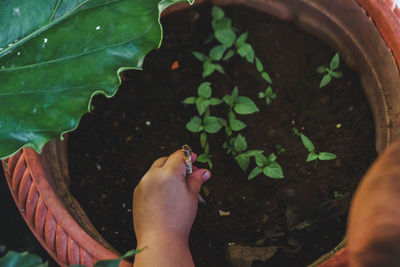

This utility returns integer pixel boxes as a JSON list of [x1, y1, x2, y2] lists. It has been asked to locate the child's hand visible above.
[[132, 149, 210, 267]]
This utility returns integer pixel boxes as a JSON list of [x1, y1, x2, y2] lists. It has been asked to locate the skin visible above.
[[132, 150, 211, 267], [348, 139, 400, 267]]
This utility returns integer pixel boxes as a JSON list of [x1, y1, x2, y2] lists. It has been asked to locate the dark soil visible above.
[[69, 4, 376, 267]]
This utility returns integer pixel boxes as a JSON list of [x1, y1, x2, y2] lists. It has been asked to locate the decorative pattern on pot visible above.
[[3, 150, 101, 266]]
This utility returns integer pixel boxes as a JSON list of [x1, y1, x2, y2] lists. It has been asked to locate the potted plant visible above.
[[1, 0, 400, 266]]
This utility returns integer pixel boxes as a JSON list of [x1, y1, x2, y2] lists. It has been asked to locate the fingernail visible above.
[[202, 170, 211, 181]]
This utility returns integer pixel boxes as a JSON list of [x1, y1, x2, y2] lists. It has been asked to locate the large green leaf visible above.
[[0, 251, 47, 267], [0, 0, 193, 159]]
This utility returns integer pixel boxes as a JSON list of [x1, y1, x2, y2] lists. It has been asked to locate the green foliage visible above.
[[258, 86, 276, 105], [185, 6, 283, 180], [182, 82, 222, 115], [0, 248, 144, 267], [275, 144, 286, 154], [249, 152, 284, 180], [0, 251, 48, 267], [192, 52, 225, 77], [316, 53, 343, 88], [196, 143, 213, 169], [194, 6, 276, 106], [186, 116, 222, 134], [0, 0, 193, 160], [293, 128, 337, 165], [223, 87, 259, 115]]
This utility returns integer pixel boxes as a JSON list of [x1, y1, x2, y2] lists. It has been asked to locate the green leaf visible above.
[[211, 6, 225, 20], [237, 43, 254, 63], [233, 134, 247, 152], [193, 51, 208, 61], [209, 45, 228, 61], [186, 116, 202, 132], [318, 152, 337, 160], [263, 162, 284, 179], [245, 150, 263, 157], [198, 82, 212, 98], [234, 96, 259, 114], [210, 97, 223, 105], [300, 134, 315, 152], [197, 153, 209, 163], [258, 92, 265, 98], [265, 86, 274, 97], [255, 153, 267, 167], [203, 61, 216, 77], [228, 110, 236, 122], [223, 95, 234, 106], [207, 159, 213, 169], [223, 49, 235, 61], [215, 29, 236, 46], [204, 116, 222, 133], [218, 117, 228, 127], [331, 71, 343, 78], [225, 127, 232, 136], [182, 96, 196, 104], [330, 53, 340, 70], [248, 166, 262, 180], [255, 57, 263, 72], [316, 66, 326, 74], [195, 98, 209, 115], [236, 32, 248, 47], [214, 63, 225, 74], [0, 0, 192, 160], [0, 251, 48, 267], [232, 86, 239, 99], [267, 153, 277, 162], [212, 17, 232, 31], [200, 132, 207, 148], [93, 248, 144, 267], [230, 119, 246, 131], [261, 72, 272, 83], [235, 153, 250, 172], [306, 152, 319, 162], [320, 74, 332, 88]]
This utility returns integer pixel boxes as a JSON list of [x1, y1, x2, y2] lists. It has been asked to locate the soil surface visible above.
[[69, 4, 376, 266]]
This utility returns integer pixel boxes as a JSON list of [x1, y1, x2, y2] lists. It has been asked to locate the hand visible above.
[[348, 139, 400, 267], [132, 149, 211, 267]]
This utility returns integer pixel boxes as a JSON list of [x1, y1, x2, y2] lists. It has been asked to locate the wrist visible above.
[[134, 230, 193, 267], [136, 229, 189, 249]]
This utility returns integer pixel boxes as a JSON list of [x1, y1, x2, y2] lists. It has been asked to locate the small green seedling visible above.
[[258, 86, 276, 105], [334, 191, 343, 198], [275, 144, 286, 154], [197, 143, 213, 169], [223, 86, 259, 115], [249, 152, 284, 180], [223, 134, 263, 171], [218, 111, 246, 137], [192, 51, 225, 77], [182, 82, 223, 115], [186, 116, 222, 134], [293, 128, 337, 166], [317, 53, 343, 88]]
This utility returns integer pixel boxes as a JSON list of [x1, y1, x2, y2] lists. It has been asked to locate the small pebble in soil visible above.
[[96, 163, 102, 170], [122, 203, 126, 208], [219, 209, 231, 216], [145, 121, 151, 126]]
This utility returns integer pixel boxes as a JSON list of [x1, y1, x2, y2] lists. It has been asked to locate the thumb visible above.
[[187, 168, 211, 194]]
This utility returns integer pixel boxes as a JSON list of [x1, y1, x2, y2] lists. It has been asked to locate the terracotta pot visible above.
[[2, 0, 400, 266]]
